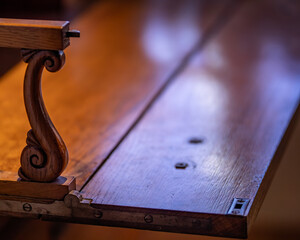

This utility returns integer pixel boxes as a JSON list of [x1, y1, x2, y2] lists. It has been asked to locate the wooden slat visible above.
[[82, 0, 300, 238], [0, 0, 233, 188], [0, 171, 75, 201], [0, 18, 70, 50]]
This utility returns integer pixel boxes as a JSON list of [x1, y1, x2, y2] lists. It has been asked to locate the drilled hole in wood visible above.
[[189, 137, 204, 144], [234, 203, 243, 209], [175, 162, 188, 169]]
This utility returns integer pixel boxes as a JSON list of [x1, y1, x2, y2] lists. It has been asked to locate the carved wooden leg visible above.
[[0, 18, 79, 200], [19, 50, 69, 182], [0, 50, 76, 200]]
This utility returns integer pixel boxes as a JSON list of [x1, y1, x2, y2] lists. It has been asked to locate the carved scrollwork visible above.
[[18, 50, 69, 182]]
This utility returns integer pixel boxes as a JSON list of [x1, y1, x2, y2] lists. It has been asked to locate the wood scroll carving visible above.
[[18, 50, 68, 182]]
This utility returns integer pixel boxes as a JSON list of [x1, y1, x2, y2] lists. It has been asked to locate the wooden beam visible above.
[[0, 18, 79, 50], [0, 171, 75, 201], [81, 0, 300, 238]]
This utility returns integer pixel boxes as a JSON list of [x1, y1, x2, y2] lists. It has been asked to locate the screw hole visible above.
[[23, 203, 32, 212], [189, 137, 204, 144], [94, 210, 103, 218], [144, 214, 153, 223], [175, 162, 188, 169], [235, 203, 243, 209]]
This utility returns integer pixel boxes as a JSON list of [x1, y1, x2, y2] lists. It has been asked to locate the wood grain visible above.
[[0, 18, 70, 50], [0, 0, 233, 188], [82, 0, 300, 238], [19, 50, 68, 182], [0, 171, 75, 200]]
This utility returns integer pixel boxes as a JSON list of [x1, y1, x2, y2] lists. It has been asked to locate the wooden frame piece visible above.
[[0, 18, 79, 198], [0, 18, 79, 50], [0, 171, 76, 201]]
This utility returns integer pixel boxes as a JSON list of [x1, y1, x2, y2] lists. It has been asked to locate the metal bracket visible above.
[[0, 190, 95, 219], [0, 192, 250, 237], [0, 190, 213, 232], [227, 198, 250, 216]]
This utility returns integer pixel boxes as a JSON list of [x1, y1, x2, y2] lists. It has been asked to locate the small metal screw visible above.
[[231, 210, 240, 215], [66, 30, 80, 38], [144, 214, 153, 223], [175, 162, 188, 169], [94, 210, 103, 218], [23, 203, 32, 212]]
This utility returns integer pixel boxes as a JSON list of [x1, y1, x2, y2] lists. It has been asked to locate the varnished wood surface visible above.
[[0, 0, 233, 188], [0, 18, 70, 50], [0, 0, 298, 238], [0, 171, 75, 201], [19, 50, 69, 182], [1, 108, 300, 240], [82, 0, 300, 238], [1, 119, 300, 240], [0, 18, 67, 27]]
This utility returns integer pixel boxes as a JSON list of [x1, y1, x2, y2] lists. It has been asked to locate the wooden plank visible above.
[[81, 0, 300, 238], [0, 18, 71, 50], [0, 171, 75, 201], [0, 0, 235, 188]]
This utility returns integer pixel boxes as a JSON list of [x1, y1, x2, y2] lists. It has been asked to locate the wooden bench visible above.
[[0, 0, 299, 238]]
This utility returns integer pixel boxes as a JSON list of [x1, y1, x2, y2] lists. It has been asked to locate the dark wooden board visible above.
[[0, 171, 75, 201], [82, 0, 300, 238], [0, 18, 70, 50], [0, 0, 235, 189]]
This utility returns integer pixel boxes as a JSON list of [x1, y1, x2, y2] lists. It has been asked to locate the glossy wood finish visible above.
[[19, 50, 69, 182], [0, 18, 71, 50], [0, 18, 79, 182], [0, 0, 232, 188], [0, 171, 75, 201], [82, 0, 300, 238]]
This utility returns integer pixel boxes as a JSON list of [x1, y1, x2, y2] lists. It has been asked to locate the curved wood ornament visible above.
[[19, 50, 69, 182]]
